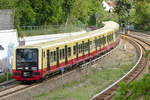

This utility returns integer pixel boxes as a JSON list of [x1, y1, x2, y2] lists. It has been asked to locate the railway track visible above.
[[131, 31, 150, 41], [91, 33, 149, 100], [0, 84, 35, 99], [1, 32, 149, 100], [0, 41, 120, 99]]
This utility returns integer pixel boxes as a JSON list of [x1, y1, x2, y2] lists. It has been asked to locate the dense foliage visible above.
[[0, 0, 149, 31], [0, 0, 108, 27], [114, 0, 150, 30], [0, 0, 16, 9], [132, 0, 150, 30], [114, 0, 131, 27]]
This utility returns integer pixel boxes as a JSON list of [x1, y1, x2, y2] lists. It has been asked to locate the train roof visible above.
[[18, 21, 119, 49]]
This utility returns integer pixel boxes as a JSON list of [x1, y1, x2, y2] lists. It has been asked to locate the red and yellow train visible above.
[[12, 21, 120, 81]]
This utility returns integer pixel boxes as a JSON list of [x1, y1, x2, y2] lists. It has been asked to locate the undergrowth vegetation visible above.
[[113, 74, 150, 100]]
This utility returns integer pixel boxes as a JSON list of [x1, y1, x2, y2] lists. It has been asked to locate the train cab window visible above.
[[16, 48, 38, 70]]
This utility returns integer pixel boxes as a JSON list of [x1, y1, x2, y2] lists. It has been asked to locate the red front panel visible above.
[[12, 70, 43, 81]]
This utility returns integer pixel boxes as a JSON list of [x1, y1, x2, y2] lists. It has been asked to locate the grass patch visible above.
[[34, 64, 134, 100]]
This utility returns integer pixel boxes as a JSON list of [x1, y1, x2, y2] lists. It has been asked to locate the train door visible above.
[[47, 50, 50, 71], [76, 43, 78, 59], [88, 40, 90, 55], [95, 37, 97, 51], [65, 45, 68, 64], [82, 41, 84, 56], [56, 47, 59, 67]]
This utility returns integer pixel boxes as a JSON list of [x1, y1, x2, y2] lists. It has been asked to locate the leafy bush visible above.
[[113, 74, 150, 100]]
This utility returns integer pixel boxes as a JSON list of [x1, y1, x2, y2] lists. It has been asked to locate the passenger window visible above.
[[78, 45, 80, 53], [54, 51, 56, 61], [61, 49, 63, 60], [59, 49, 62, 60], [80, 44, 82, 53], [73, 46, 76, 55], [68, 47, 71, 57], [50, 52, 53, 62], [62, 49, 65, 59]]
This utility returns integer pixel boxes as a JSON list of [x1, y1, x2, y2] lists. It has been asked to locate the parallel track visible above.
[[91, 33, 149, 100]]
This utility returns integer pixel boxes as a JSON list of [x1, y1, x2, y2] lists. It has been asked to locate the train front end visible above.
[[12, 47, 42, 81]]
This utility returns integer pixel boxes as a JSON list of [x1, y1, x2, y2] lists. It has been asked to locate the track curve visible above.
[[91, 33, 149, 100]]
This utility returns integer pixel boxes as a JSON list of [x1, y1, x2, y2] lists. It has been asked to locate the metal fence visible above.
[[20, 24, 86, 36]]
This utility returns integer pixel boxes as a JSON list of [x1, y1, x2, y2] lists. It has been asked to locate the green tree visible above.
[[114, 0, 131, 26], [132, 0, 150, 30], [63, 0, 76, 25], [0, 0, 110, 29], [15, 0, 36, 26], [29, 0, 64, 25], [63, 0, 108, 26]]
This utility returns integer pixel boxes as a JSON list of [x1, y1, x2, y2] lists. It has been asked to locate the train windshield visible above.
[[16, 49, 38, 67]]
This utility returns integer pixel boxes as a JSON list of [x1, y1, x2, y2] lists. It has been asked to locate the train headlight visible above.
[[25, 67, 29, 70], [32, 67, 37, 70]]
